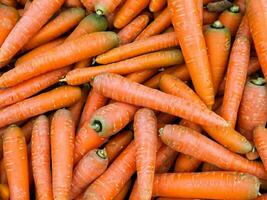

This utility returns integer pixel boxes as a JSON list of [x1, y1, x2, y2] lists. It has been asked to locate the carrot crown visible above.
[[229, 5, 240, 13], [250, 77, 266, 86], [96, 148, 108, 159], [91, 120, 102, 133], [211, 20, 224, 29]]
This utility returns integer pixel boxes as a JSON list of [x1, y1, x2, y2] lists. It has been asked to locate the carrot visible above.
[[207, 0, 233, 12], [0, 0, 16, 6], [219, 5, 243, 36], [0, 0, 65, 63], [201, 162, 222, 172], [125, 69, 158, 84], [149, 0, 166, 12], [81, 0, 95, 12], [3, 125, 29, 200], [94, 0, 124, 15], [174, 154, 201, 173], [0, 184, 9, 200], [220, 16, 251, 128], [153, 172, 260, 199], [114, 179, 132, 200], [169, 0, 215, 108], [159, 124, 267, 179], [90, 102, 138, 137], [254, 126, 267, 171], [74, 59, 92, 69], [83, 142, 136, 199], [105, 130, 133, 163], [0, 32, 119, 87], [179, 119, 203, 133], [31, 115, 52, 200], [204, 20, 231, 93], [246, 149, 260, 161], [0, 160, 7, 184], [96, 32, 179, 64], [135, 8, 171, 40], [234, 0, 246, 13], [21, 118, 36, 144], [64, 0, 82, 7], [70, 148, 108, 199], [157, 112, 177, 130], [66, 49, 184, 85], [51, 109, 75, 199], [203, 8, 219, 24], [194, 0, 203, 25], [237, 77, 267, 141], [23, 8, 85, 50]]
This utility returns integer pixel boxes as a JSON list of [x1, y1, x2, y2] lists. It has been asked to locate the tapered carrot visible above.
[[153, 172, 260, 199], [3, 125, 29, 200], [207, 0, 233, 12], [66, 49, 184, 85], [0, 0, 65, 63], [0, 32, 119, 87], [135, 8, 171, 40], [70, 148, 108, 199], [174, 154, 201, 173], [125, 69, 158, 84], [169, 0, 215, 108], [160, 125, 267, 179], [0, 184, 9, 200], [96, 32, 179, 64], [51, 109, 75, 199], [90, 102, 138, 137], [105, 130, 133, 163], [203, 8, 219, 24], [31, 115, 52, 200], [204, 20, 231, 93], [149, 0, 166, 12], [65, 0, 82, 7], [114, 179, 132, 200], [95, 0, 124, 15], [24, 8, 85, 50], [0, 0, 16, 6], [201, 162, 222, 172]]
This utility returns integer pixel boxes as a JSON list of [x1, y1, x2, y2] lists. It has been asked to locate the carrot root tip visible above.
[[96, 9, 104, 16], [96, 148, 108, 159], [91, 120, 102, 133]]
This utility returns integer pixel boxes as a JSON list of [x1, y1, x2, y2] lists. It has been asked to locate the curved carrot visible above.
[[66, 49, 184, 85], [203, 8, 219, 24], [153, 172, 260, 199], [70, 148, 108, 199], [51, 109, 75, 199], [90, 102, 138, 137], [125, 69, 158, 83], [95, 0, 124, 15], [97, 32, 179, 64], [24, 8, 85, 50], [31, 115, 52, 200], [160, 124, 267, 179], [174, 153, 201, 172], [0, 0, 65, 63], [149, 0, 166, 12], [207, 0, 233, 12], [169, 0, 215, 108], [0, 184, 9, 200], [114, 179, 132, 200], [204, 20, 231, 93], [201, 162, 222, 172], [64, 0, 82, 7], [0, 32, 119, 87], [0, 0, 16, 6], [3, 125, 29, 200]]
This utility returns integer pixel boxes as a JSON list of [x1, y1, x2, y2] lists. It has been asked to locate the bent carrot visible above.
[[174, 153, 201, 173], [3, 125, 29, 200], [203, 8, 219, 24], [31, 115, 52, 200], [149, 0, 166, 12], [114, 179, 132, 200], [254, 126, 267, 170], [51, 109, 75, 199], [0, 184, 9, 200], [95, 0, 124, 16]]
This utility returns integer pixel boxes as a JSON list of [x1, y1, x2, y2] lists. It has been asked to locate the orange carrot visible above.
[[0, 0, 65, 63], [64, 0, 82, 7], [3, 125, 29, 200], [95, 0, 124, 15], [0, 160, 7, 184], [70, 149, 108, 199], [157, 112, 177, 130], [0, 0, 16, 6], [31, 115, 52, 200], [174, 153, 201, 173], [0, 184, 9, 200], [254, 126, 267, 171], [0, 32, 119, 87], [125, 69, 158, 84], [51, 109, 75, 199], [194, 0, 203, 25], [24, 8, 85, 50], [114, 179, 132, 200], [153, 172, 260, 199], [66, 49, 184, 85], [81, 0, 95, 12], [160, 124, 267, 179], [149, 0, 166, 12], [201, 162, 222, 172], [246, 149, 260, 161], [169, 0, 215, 108], [203, 8, 219, 24], [96, 32, 179, 64], [21, 117, 35, 143], [74, 59, 92, 69]]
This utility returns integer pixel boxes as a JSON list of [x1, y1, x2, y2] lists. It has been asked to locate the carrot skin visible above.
[[94, 0, 124, 15], [64, 0, 83, 7], [174, 153, 201, 173], [149, 0, 166, 12], [254, 126, 267, 170], [201, 162, 222, 172], [125, 69, 158, 84], [203, 8, 219, 25], [113, 179, 132, 200]]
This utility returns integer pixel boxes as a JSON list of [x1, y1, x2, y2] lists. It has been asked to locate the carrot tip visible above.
[[91, 120, 102, 133], [96, 148, 107, 159], [96, 9, 104, 16]]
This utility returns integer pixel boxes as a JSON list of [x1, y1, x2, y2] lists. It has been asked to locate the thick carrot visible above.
[[153, 172, 260, 199], [0, 67, 70, 109], [220, 16, 251, 128], [169, 0, 215, 108], [204, 20, 231, 93], [201, 162, 222, 172], [125, 69, 158, 84], [3, 125, 29, 200], [95, 0, 124, 15], [0, 0, 65, 63], [203, 8, 219, 25], [207, 0, 233, 12], [114, 179, 132, 200], [97, 32, 179, 64], [0, 0, 16, 6], [160, 125, 267, 179], [31, 115, 52, 200], [174, 154, 201, 173], [66, 49, 184, 85], [90, 102, 138, 137], [149, 0, 166, 12], [70, 148, 108, 199], [0, 184, 9, 200], [64, 0, 82, 7], [51, 109, 75, 199], [105, 130, 133, 163], [254, 126, 267, 171], [24, 8, 85, 50], [135, 8, 171, 40]]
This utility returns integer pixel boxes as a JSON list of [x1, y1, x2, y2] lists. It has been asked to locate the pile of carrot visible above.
[[0, 0, 266, 199]]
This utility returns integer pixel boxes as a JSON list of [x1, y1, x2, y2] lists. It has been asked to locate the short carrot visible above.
[[70, 148, 108, 199], [64, 0, 82, 7], [0, 184, 9, 200], [3, 125, 29, 200], [203, 8, 219, 24], [31, 115, 52, 200], [0, 0, 65, 63], [0, 0, 16, 6], [125, 69, 158, 84], [174, 153, 201, 173], [51, 109, 75, 200], [94, 0, 124, 16], [149, 0, 166, 12], [201, 162, 222, 172], [113, 179, 132, 200]]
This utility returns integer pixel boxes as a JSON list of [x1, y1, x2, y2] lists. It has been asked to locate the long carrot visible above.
[[0, 0, 65, 63], [0, 184, 9, 200], [70, 148, 108, 199], [3, 125, 29, 200], [125, 69, 158, 84], [149, 0, 166, 12], [96, 32, 179, 64], [31, 115, 52, 200], [51, 109, 75, 199], [160, 124, 267, 179], [203, 8, 219, 25], [174, 153, 201, 173], [66, 49, 184, 85], [153, 172, 260, 199], [114, 179, 132, 200], [169, 0, 215, 108], [220, 16, 251, 128], [94, 0, 124, 16], [24, 8, 85, 50]]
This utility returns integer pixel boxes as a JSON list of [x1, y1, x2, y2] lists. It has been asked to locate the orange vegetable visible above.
[[114, 179, 132, 200], [149, 0, 166, 12], [174, 153, 201, 173], [64, 0, 82, 7], [201, 162, 222, 172], [0, 159, 7, 184], [21, 118, 35, 144], [80, 0, 95, 12], [203, 8, 219, 24], [254, 126, 267, 171], [0, 184, 9, 200], [125, 69, 158, 84], [95, 0, 124, 15]]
